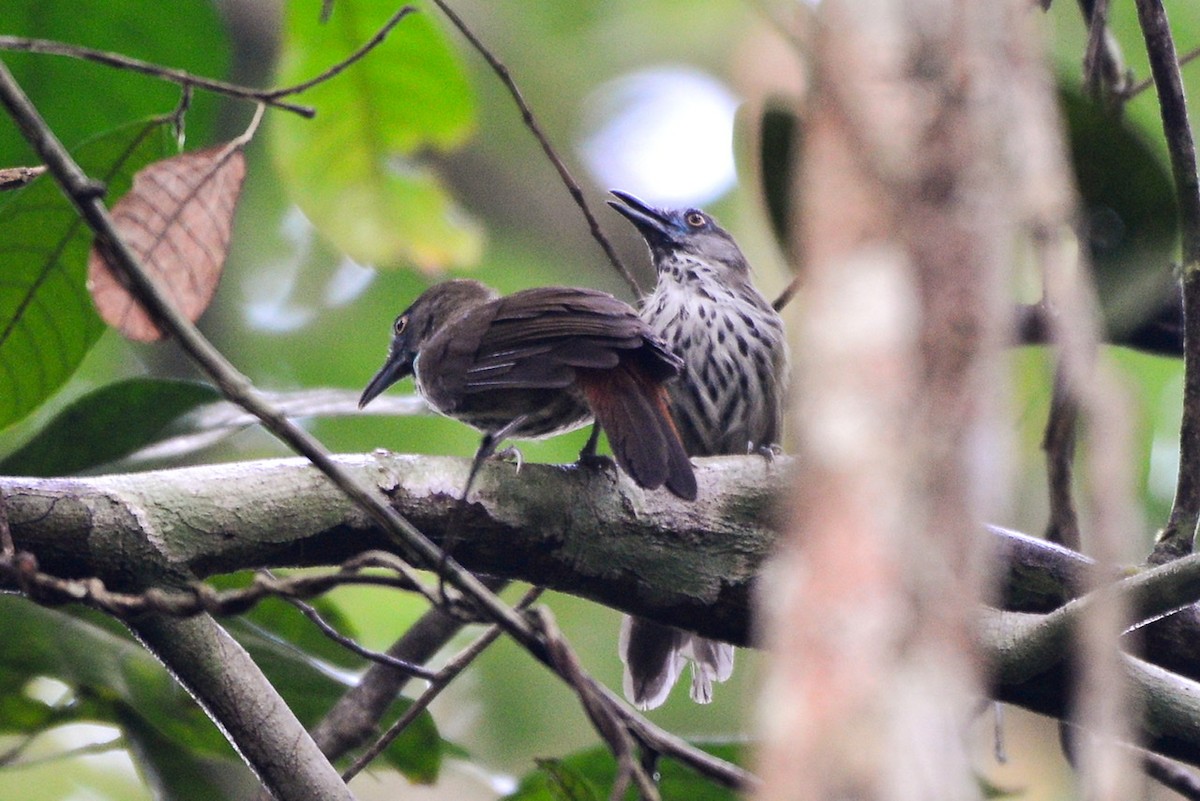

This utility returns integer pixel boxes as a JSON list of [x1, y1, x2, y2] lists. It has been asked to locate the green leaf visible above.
[[230, 618, 445, 782], [117, 708, 257, 801], [271, 0, 482, 270], [0, 599, 231, 758], [0, 378, 219, 476], [533, 758, 602, 801], [377, 696, 444, 783], [0, 668, 63, 732], [0, 119, 171, 431], [1062, 86, 1179, 340], [505, 742, 744, 801], [219, 593, 445, 783], [742, 102, 801, 260], [215, 571, 373, 669], [1, 0, 229, 159]]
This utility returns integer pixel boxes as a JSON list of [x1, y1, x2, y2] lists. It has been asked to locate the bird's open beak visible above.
[[359, 355, 413, 409], [607, 190, 676, 247]]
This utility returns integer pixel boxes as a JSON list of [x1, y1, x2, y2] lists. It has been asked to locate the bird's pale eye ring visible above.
[[394, 316, 408, 336], [685, 211, 706, 228]]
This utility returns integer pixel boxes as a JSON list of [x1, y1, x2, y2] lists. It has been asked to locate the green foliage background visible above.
[[0, 0, 1194, 799]]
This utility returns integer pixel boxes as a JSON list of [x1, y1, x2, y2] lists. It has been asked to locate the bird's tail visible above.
[[619, 616, 735, 710], [577, 365, 697, 500]]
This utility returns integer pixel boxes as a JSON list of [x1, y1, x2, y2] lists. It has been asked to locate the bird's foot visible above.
[[751, 442, 783, 462], [491, 446, 524, 472]]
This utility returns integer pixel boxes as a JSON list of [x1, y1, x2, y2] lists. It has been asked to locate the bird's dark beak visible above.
[[359, 352, 414, 409], [607, 190, 676, 247]]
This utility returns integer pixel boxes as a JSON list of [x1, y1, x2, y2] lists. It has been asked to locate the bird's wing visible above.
[[450, 287, 680, 392]]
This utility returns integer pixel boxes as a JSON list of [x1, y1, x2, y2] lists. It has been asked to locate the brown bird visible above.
[[610, 191, 789, 710], [359, 279, 697, 501]]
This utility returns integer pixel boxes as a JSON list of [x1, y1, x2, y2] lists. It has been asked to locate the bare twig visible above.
[[309, 576, 509, 766], [1081, 0, 1126, 100], [1043, 367, 1082, 549], [429, 0, 642, 297], [772, 275, 801, 311], [281, 592, 438, 681], [1145, 752, 1200, 800], [0, 737, 126, 770], [1082, 0, 1108, 91], [261, 6, 417, 101], [0, 550, 434, 618], [1133, 0, 1200, 561], [0, 37, 312, 117], [1061, 720, 1200, 801], [0, 164, 44, 190], [341, 587, 543, 782], [533, 607, 659, 801], [0, 6, 416, 120], [601, 681, 757, 792], [1122, 45, 1200, 101]]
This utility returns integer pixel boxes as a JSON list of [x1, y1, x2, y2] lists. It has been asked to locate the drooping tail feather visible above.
[[619, 616, 734, 710], [577, 365, 696, 500]]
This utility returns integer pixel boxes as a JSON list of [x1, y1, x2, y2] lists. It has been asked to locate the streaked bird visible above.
[[610, 191, 789, 710]]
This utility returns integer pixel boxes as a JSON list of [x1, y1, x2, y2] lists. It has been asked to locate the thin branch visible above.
[[1081, 0, 1126, 101], [341, 587, 543, 783], [0, 164, 44, 190], [603, 680, 758, 792], [1042, 366, 1081, 549], [429, 0, 642, 297], [0, 732, 36, 768], [0, 7, 416, 120], [772, 275, 801, 311], [309, 576, 509, 766], [0, 695, 76, 768], [128, 612, 357, 801], [1082, 0, 1110, 91], [261, 6, 417, 101], [533, 607, 659, 801], [1122, 45, 1200, 101], [0, 550, 432, 619], [1, 737, 126, 770], [1144, 752, 1200, 800], [281, 592, 438, 681], [1133, 0, 1200, 561], [0, 37, 313, 117]]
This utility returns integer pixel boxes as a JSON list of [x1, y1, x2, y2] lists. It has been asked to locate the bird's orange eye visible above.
[[394, 316, 408, 336], [685, 211, 706, 228]]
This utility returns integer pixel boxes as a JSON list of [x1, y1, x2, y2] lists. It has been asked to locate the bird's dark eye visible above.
[[394, 316, 408, 336], [685, 211, 706, 228]]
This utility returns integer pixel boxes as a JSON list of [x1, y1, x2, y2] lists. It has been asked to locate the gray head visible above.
[[359, 279, 497, 408], [607, 190, 750, 277]]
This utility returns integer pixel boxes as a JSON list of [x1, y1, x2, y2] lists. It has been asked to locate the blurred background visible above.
[[1, 0, 1196, 798]]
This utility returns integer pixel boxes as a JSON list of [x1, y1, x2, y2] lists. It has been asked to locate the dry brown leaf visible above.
[[88, 143, 247, 342]]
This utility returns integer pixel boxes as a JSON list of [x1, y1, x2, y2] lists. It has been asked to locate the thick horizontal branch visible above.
[[11, 452, 1200, 767], [3, 453, 781, 645], [983, 608, 1200, 769]]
